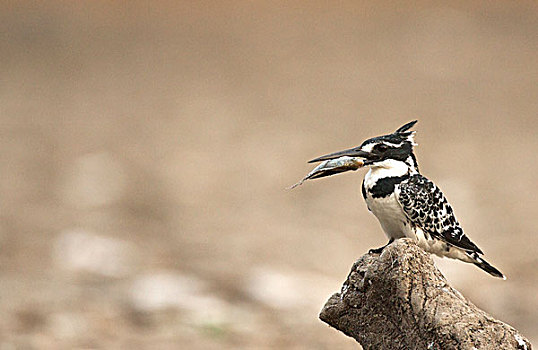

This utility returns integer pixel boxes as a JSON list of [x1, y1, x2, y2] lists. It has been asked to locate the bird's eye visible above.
[[375, 144, 389, 152]]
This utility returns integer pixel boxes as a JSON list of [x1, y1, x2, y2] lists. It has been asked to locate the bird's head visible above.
[[309, 120, 419, 172]]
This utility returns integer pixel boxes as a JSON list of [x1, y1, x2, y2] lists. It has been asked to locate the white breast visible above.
[[365, 191, 409, 240], [363, 160, 414, 240]]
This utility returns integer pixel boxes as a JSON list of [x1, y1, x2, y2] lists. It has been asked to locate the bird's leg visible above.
[[369, 238, 394, 254]]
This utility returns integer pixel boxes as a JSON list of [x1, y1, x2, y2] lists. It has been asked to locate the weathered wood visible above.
[[319, 238, 532, 350]]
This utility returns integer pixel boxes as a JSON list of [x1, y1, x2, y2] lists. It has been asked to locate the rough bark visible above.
[[319, 238, 532, 350]]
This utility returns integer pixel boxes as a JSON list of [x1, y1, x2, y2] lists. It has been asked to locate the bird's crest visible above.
[[394, 120, 418, 146]]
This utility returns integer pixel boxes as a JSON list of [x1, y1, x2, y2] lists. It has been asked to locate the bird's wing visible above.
[[395, 174, 483, 254]]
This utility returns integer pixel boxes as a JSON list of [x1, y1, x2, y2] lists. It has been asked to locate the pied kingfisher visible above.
[[309, 121, 504, 278]]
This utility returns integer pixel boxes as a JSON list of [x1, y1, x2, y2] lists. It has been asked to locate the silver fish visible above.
[[289, 156, 364, 189]]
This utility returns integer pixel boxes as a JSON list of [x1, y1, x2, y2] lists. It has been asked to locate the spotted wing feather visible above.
[[396, 174, 483, 254]]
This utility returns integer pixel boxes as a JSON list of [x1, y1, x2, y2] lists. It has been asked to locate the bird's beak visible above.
[[308, 147, 370, 163]]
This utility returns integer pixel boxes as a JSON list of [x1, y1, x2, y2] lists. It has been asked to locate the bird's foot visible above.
[[368, 239, 394, 254], [368, 246, 385, 254]]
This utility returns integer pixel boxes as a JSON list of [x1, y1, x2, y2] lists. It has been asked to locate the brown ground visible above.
[[0, 1, 537, 349]]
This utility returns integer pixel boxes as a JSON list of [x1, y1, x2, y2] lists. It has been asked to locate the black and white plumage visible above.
[[309, 121, 504, 278]]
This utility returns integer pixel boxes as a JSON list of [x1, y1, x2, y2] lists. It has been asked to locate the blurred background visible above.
[[0, 1, 537, 348]]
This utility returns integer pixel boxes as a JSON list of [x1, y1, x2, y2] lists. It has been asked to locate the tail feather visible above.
[[472, 255, 505, 279]]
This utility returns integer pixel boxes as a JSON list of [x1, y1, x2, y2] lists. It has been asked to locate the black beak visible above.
[[308, 147, 371, 163]]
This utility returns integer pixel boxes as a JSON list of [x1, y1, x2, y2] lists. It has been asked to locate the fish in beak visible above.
[[289, 155, 365, 189]]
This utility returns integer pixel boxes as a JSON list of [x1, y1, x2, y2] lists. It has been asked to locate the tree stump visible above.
[[319, 238, 532, 350]]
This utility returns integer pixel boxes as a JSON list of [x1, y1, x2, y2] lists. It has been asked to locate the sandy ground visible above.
[[0, 1, 537, 348]]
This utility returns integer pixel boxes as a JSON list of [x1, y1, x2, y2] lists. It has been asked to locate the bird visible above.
[[308, 121, 504, 278]]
